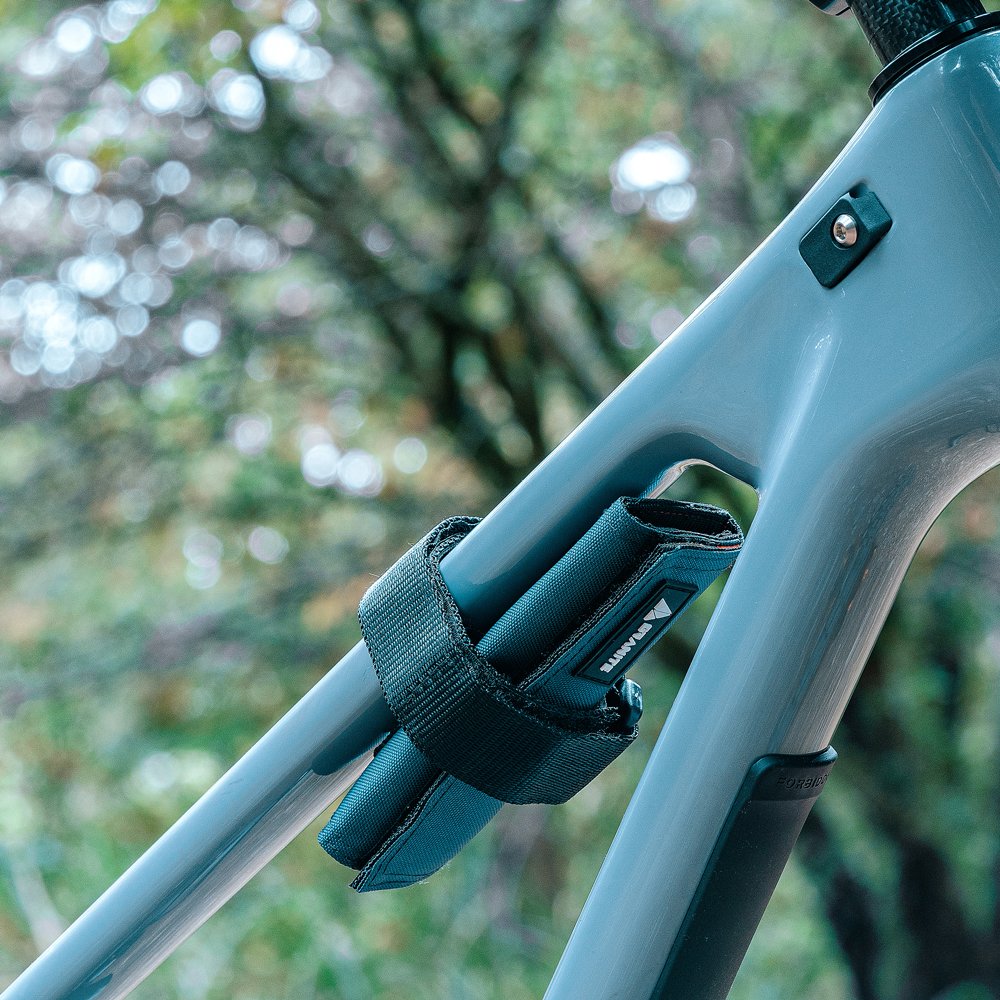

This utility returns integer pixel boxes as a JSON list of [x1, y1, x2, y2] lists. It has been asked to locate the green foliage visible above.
[[1, 0, 1000, 998]]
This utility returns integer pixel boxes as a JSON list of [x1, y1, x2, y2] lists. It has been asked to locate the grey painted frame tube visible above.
[[10, 29, 1000, 1000], [1, 644, 393, 1000]]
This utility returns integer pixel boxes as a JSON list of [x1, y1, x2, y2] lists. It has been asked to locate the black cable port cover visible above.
[[799, 185, 891, 289]]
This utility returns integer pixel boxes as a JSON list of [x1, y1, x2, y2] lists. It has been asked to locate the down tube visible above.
[[0, 197, 777, 1000], [0, 644, 392, 1000], [0, 192, 799, 1000]]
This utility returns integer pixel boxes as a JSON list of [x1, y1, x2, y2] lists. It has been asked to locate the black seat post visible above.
[[808, 0, 999, 101], [848, 0, 986, 66]]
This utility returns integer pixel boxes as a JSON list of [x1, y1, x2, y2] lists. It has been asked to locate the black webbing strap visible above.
[[360, 517, 637, 805]]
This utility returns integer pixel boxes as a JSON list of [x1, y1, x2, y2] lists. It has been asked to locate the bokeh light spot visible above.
[[106, 199, 143, 235], [210, 71, 265, 128], [142, 74, 185, 115], [155, 161, 192, 197], [285, 0, 320, 32], [209, 29, 242, 61], [55, 16, 97, 55], [227, 412, 272, 455], [614, 139, 690, 192], [301, 442, 341, 487], [337, 449, 383, 496], [183, 529, 223, 589], [248, 526, 289, 564], [393, 437, 428, 474], [180, 318, 221, 356], [649, 183, 697, 223], [48, 155, 100, 196]]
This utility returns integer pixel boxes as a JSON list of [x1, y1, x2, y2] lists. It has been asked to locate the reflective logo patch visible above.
[[644, 598, 673, 620], [573, 582, 697, 685]]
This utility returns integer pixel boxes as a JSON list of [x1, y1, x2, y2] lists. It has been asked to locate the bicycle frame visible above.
[[9, 25, 1000, 1000]]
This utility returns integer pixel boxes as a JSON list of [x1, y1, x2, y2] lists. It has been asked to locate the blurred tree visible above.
[[0, 0, 998, 998]]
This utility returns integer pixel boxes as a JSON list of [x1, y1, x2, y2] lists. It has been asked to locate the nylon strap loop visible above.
[[359, 517, 637, 805]]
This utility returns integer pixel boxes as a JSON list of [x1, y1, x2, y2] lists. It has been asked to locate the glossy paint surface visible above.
[[537, 31, 1000, 999], [9, 28, 1000, 1000], [2, 643, 391, 1000]]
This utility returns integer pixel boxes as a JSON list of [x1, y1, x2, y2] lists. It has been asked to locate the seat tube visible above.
[[543, 437, 966, 1000]]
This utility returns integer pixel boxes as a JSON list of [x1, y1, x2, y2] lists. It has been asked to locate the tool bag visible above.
[[319, 496, 743, 891]]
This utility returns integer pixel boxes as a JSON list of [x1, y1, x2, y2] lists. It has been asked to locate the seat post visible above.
[[807, 0, 998, 102], [847, 0, 986, 66]]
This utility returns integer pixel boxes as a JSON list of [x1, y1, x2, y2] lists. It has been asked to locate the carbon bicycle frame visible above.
[[9, 26, 1000, 1000]]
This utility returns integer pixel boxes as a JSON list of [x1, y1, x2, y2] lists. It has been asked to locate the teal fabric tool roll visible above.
[[320, 497, 743, 890]]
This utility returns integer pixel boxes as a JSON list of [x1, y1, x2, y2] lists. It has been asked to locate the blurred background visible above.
[[1, 0, 999, 997]]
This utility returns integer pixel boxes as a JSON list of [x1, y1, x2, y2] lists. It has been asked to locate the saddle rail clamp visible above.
[[8, 27, 1000, 1000]]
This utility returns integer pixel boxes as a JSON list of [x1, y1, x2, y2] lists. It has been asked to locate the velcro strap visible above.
[[360, 516, 636, 805]]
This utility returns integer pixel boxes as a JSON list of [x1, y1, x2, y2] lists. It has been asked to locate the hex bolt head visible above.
[[831, 214, 859, 247]]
